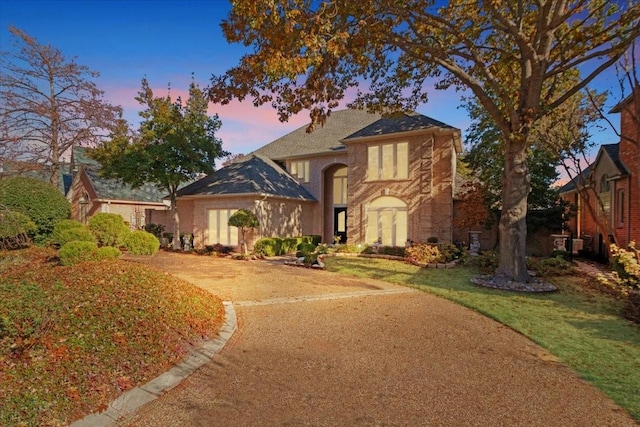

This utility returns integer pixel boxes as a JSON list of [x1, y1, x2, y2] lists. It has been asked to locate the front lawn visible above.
[[324, 257, 640, 422], [0, 247, 225, 426]]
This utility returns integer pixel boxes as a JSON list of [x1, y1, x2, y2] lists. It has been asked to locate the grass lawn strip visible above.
[[324, 257, 640, 422]]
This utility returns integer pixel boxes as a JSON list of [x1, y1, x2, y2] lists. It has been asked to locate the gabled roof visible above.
[[558, 143, 629, 194], [600, 143, 629, 176], [609, 88, 639, 114], [73, 146, 167, 203], [342, 112, 456, 140], [558, 165, 593, 194], [253, 109, 382, 160], [176, 154, 316, 201]]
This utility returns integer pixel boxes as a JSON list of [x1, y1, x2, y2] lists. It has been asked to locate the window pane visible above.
[[368, 145, 379, 180], [397, 142, 408, 179], [366, 210, 378, 244], [208, 210, 219, 245], [229, 209, 238, 245], [291, 162, 297, 175], [303, 161, 310, 182], [381, 210, 393, 246], [381, 144, 394, 180], [337, 210, 346, 232], [396, 209, 408, 245]]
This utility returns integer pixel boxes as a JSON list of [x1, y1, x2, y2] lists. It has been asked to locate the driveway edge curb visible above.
[[70, 301, 237, 427]]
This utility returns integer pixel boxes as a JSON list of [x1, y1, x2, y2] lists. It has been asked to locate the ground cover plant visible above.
[[324, 257, 640, 421], [0, 247, 225, 426]]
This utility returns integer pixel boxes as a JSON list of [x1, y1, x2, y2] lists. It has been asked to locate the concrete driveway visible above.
[[116, 252, 635, 426]]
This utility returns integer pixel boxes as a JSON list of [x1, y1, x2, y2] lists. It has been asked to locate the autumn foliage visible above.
[[0, 247, 224, 426]]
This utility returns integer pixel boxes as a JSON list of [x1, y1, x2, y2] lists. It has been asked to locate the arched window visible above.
[[366, 196, 407, 246], [333, 167, 347, 205]]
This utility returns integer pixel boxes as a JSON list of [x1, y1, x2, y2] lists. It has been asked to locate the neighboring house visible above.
[[67, 146, 172, 229], [176, 109, 462, 250], [560, 89, 640, 256]]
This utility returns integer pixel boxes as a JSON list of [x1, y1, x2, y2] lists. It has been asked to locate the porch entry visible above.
[[334, 207, 347, 243]]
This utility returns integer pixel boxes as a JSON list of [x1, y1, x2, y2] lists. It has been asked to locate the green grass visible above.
[[0, 247, 225, 426], [324, 257, 640, 421]]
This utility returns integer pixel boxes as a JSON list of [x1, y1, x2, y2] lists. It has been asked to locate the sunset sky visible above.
[[0, 0, 628, 164]]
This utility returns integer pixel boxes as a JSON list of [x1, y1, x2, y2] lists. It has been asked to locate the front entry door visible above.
[[334, 207, 347, 243]]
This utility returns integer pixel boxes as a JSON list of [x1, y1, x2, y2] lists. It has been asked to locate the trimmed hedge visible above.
[[254, 235, 322, 256], [88, 213, 129, 247], [58, 241, 122, 266], [52, 220, 95, 246], [0, 176, 70, 244], [122, 230, 160, 255]]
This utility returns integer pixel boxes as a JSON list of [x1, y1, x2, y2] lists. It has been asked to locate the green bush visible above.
[[123, 230, 160, 255], [144, 223, 165, 240], [254, 237, 280, 256], [96, 245, 123, 261], [527, 256, 574, 277], [52, 220, 95, 246], [0, 176, 70, 244], [302, 235, 322, 246], [281, 238, 299, 254], [58, 241, 122, 266], [472, 251, 499, 274], [88, 213, 128, 247], [0, 208, 36, 249], [296, 242, 316, 255]]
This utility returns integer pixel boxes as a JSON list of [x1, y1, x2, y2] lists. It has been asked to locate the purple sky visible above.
[[0, 0, 627, 164]]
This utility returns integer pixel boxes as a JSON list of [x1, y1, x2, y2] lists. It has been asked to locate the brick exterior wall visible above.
[[345, 130, 459, 245], [617, 90, 640, 248], [180, 195, 314, 250]]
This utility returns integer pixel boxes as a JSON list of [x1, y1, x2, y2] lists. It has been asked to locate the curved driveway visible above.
[[119, 252, 635, 426]]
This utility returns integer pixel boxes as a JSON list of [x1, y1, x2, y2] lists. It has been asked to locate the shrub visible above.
[[302, 235, 322, 246], [439, 243, 462, 262], [378, 246, 406, 257], [427, 236, 439, 243], [550, 249, 571, 261], [96, 246, 123, 261], [281, 238, 299, 254], [88, 213, 129, 247], [144, 223, 165, 240], [406, 243, 443, 264], [296, 242, 316, 256], [0, 176, 70, 244], [58, 241, 122, 266], [527, 256, 574, 277], [254, 237, 280, 257], [0, 208, 36, 249], [472, 251, 499, 274], [123, 230, 160, 255], [52, 220, 95, 246]]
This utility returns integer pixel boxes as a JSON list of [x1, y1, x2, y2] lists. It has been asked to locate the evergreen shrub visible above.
[[0, 176, 70, 244], [88, 213, 128, 247], [123, 230, 160, 255]]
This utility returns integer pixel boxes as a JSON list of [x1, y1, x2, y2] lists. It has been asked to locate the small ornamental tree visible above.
[[228, 209, 259, 255]]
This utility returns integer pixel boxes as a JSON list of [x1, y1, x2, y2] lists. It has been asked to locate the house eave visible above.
[[176, 192, 317, 203], [340, 127, 461, 147]]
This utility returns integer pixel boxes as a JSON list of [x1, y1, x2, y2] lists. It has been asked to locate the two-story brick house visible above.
[[560, 88, 639, 256], [175, 109, 462, 250]]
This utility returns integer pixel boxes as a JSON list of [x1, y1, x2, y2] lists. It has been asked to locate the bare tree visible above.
[[0, 26, 121, 188]]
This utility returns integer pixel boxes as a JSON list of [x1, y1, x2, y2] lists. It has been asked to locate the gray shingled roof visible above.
[[343, 112, 455, 141], [176, 154, 316, 201], [558, 143, 629, 194], [601, 144, 629, 176], [73, 146, 168, 203], [253, 109, 382, 160], [84, 168, 168, 203], [558, 165, 592, 194]]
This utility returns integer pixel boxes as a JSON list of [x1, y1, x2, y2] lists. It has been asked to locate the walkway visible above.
[[112, 252, 633, 426]]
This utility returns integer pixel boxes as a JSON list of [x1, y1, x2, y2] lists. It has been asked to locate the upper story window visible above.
[[333, 167, 348, 205], [367, 142, 408, 181], [290, 160, 310, 183], [599, 174, 611, 215]]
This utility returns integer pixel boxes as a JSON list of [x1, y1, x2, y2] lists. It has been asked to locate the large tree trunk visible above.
[[170, 192, 181, 250], [496, 136, 531, 282]]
